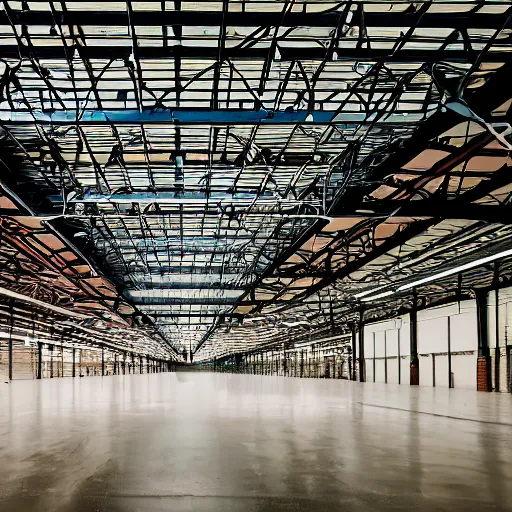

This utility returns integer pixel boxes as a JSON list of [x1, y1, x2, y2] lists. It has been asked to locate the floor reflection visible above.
[[1, 373, 512, 511]]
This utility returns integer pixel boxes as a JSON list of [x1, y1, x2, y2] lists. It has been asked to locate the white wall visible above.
[[363, 316, 409, 385], [362, 301, 478, 389], [417, 300, 477, 389]]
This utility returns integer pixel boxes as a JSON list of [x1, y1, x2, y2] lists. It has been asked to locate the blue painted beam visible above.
[[29, 109, 420, 125]]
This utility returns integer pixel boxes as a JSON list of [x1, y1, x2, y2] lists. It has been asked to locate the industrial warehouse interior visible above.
[[1, 0, 512, 510]]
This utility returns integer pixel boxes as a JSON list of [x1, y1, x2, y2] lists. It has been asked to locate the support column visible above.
[[147, 355, 150, 374], [358, 311, 365, 382], [72, 347, 76, 378], [447, 316, 453, 388], [101, 347, 105, 376], [351, 324, 357, 381], [140, 355, 143, 374], [37, 342, 43, 379], [8, 305, 13, 381], [410, 292, 419, 386], [384, 330, 388, 384], [476, 289, 492, 392], [494, 276, 500, 392], [234, 353, 241, 373], [49, 344, 54, 378]]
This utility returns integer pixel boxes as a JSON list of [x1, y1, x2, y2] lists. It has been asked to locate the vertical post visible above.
[[358, 310, 365, 382], [372, 332, 376, 383], [476, 289, 492, 392], [147, 355, 150, 374], [49, 344, 54, 378], [447, 316, 453, 388], [37, 342, 43, 379], [132, 352, 135, 374], [8, 300, 13, 381], [397, 327, 401, 385], [140, 355, 143, 374], [72, 347, 76, 378], [494, 263, 500, 391], [351, 324, 357, 381], [101, 347, 105, 376], [410, 290, 419, 386], [384, 330, 388, 384]]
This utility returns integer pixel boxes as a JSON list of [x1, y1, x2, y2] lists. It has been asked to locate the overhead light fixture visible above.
[[396, 247, 512, 292], [361, 290, 394, 302], [358, 247, 512, 302], [354, 284, 389, 299]]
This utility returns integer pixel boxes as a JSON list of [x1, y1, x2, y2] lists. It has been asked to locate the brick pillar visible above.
[[477, 356, 492, 392], [476, 289, 491, 392]]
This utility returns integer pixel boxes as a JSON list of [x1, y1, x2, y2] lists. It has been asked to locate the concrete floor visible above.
[[1, 374, 512, 512]]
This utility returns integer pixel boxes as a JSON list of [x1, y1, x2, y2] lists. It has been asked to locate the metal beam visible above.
[[132, 297, 239, 305], [0, 44, 508, 62], [21, 109, 416, 125], [2, 10, 508, 29], [368, 202, 512, 225]]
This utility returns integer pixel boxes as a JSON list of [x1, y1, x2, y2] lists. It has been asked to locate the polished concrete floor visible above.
[[1, 373, 512, 511]]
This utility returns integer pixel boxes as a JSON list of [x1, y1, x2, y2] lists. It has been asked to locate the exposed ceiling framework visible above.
[[0, 1, 510, 360]]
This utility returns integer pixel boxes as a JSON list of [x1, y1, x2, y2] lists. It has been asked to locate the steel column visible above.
[[410, 291, 419, 386], [448, 316, 453, 388], [358, 311, 365, 382], [8, 300, 13, 381], [351, 324, 357, 381], [37, 342, 43, 379], [476, 289, 492, 391]]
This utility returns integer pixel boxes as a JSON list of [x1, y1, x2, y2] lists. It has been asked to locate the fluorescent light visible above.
[[397, 247, 512, 292], [354, 285, 389, 298], [361, 290, 395, 302], [359, 247, 512, 302], [0, 285, 88, 319]]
